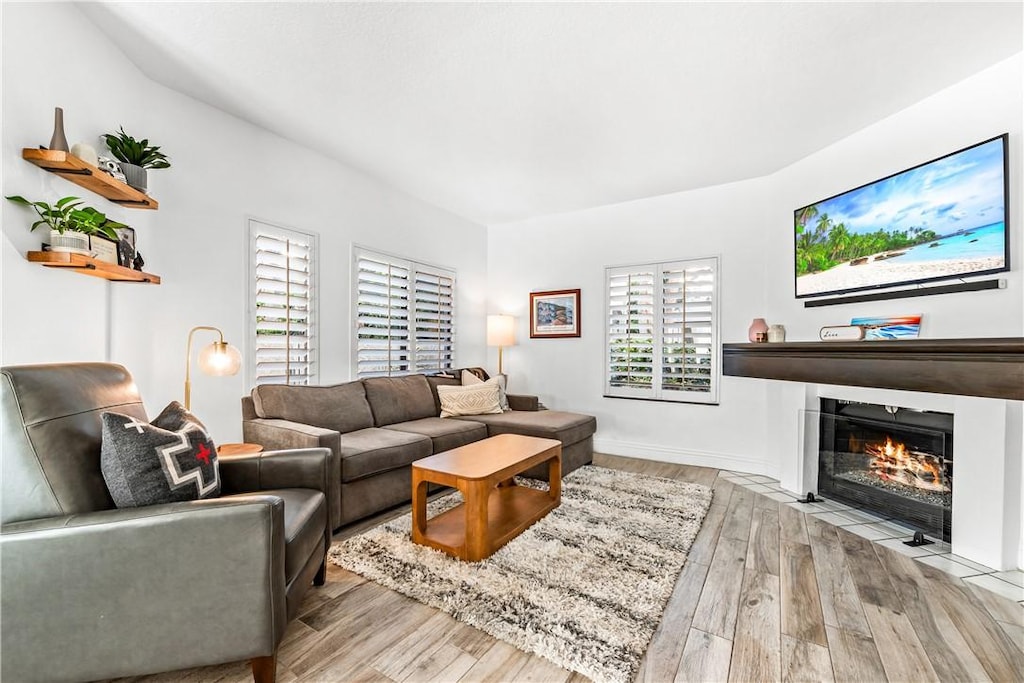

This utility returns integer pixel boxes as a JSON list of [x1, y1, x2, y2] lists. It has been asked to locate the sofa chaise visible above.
[[241, 369, 596, 529]]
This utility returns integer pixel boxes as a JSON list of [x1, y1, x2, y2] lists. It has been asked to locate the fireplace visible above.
[[818, 399, 953, 542]]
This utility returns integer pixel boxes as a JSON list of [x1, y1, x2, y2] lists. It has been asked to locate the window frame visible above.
[[351, 245, 456, 379], [247, 218, 319, 388], [604, 256, 720, 405]]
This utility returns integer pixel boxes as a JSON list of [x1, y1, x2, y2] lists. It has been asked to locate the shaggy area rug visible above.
[[328, 466, 713, 683]]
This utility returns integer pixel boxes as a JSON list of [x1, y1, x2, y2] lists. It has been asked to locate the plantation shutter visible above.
[[660, 258, 717, 401], [413, 269, 455, 373], [249, 220, 317, 387], [607, 268, 656, 396], [605, 256, 719, 403], [354, 247, 456, 378], [355, 251, 412, 377]]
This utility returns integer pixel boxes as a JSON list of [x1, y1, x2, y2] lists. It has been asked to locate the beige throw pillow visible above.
[[437, 383, 503, 418], [461, 369, 510, 412]]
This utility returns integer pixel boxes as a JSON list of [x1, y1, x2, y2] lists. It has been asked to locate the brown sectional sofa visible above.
[[241, 370, 596, 530]]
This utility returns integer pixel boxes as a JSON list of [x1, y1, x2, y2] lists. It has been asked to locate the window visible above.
[[248, 219, 318, 386], [606, 256, 719, 403], [353, 247, 455, 378]]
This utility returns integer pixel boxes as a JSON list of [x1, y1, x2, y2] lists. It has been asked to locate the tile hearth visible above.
[[720, 471, 1024, 605]]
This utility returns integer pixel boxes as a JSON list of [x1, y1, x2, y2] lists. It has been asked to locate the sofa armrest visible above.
[[0, 497, 287, 683], [241, 418, 343, 530], [506, 393, 540, 411], [243, 417, 341, 453], [242, 394, 258, 421], [220, 447, 340, 531]]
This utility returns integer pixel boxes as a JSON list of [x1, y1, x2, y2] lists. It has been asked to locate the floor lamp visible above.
[[184, 325, 242, 410], [486, 315, 516, 376]]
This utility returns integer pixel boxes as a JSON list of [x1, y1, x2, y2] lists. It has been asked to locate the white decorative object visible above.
[[820, 325, 865, 341], [49, 229, 90, 255], [97, 155, 127, 182], [768, 324, 786, 343], [70, 142, 98, 167]]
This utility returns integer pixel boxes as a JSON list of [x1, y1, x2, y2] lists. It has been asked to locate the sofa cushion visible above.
[[363, 375, 437, 426], [251, 381, 373, 434], [426, 375, 461, 414], [461, 370, 510, 411], [100, 402, 221, 508], [338, 427, 432, 483], [383, 417, 488, 454], [450, 410, 596, 446], [437, 384, 503, 418]]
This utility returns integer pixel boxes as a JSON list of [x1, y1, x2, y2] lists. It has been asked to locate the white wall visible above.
[[488, 53, 1023, 480], [487, 179, 775, 475], [2, 3, 487, 441], [766, 55, 1023, 339]]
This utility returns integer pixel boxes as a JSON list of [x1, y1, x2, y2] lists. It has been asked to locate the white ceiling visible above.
[[80, 2, 1022, 226]]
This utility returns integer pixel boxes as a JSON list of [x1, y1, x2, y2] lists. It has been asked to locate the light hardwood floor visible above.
[[111, 454, 1024, 682]]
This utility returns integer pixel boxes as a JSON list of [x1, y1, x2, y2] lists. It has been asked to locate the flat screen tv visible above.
[[795, 134, 1009, 299]]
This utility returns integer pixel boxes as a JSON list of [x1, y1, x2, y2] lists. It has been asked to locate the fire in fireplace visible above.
[[818, 399, 953, 541]]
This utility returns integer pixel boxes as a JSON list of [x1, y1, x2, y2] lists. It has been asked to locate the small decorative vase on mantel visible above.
[[748, 317, 769, 342], [48, 107, 69, 152]]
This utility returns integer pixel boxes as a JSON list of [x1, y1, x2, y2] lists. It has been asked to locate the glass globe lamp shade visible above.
[[198, 341, 242, 376]]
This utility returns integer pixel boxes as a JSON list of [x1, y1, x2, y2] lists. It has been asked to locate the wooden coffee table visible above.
[[411, 433, 561, 561]]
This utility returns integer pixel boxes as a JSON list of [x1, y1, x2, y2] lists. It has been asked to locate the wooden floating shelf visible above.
[[27, 251, 161, 284], [22, 149, 158, 210]]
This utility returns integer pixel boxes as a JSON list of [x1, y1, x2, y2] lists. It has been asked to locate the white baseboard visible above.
[[593, 438, 776, 478]]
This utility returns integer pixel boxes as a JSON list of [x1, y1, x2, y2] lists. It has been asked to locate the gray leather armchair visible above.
[[1, 363, 337, 683]]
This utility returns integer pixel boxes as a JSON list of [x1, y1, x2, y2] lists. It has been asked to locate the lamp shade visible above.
[[184, 325, 242, 410], [198, 340, 242, 376], [486, 315, 516, 347]]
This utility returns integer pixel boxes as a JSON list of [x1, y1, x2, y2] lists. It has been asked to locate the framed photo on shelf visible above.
[[529, 288, 581, 338], [114, 226, 136, 267], [89, 235, 119, 265]]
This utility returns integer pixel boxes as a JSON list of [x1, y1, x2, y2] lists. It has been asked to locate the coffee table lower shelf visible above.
[[415, 485, 558, 560]]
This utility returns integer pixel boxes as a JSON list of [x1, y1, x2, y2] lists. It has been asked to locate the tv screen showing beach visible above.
[[794, 135, 1008, 298]]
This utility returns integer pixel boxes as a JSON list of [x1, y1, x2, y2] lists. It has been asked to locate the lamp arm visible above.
[[185, 326, 225, 410]]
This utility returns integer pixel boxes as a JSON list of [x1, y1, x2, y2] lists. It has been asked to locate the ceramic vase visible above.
[[118, 162, 147, 193], [49, 229, 90, 255], [768, 324, 786, 343], [748, 318, 769, 342], [49, 107, 69, 152]]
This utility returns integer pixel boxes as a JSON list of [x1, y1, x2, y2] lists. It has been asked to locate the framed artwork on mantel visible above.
[[529, 288, 581, 338]]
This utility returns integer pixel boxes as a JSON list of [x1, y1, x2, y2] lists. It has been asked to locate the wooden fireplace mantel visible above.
[[722, 338, 1024, 401]]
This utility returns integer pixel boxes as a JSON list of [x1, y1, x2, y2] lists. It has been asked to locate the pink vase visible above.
[[748, 318, 768, 342]]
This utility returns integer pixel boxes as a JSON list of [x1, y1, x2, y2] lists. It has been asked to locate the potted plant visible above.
[[5, 195, 124, 255], [100, 126, 171, 194]]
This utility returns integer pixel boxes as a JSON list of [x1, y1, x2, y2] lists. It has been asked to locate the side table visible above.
[[218, 443, 263, 458]]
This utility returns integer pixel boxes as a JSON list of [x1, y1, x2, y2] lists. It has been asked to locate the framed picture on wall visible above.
[[529, 288, 581, 338]]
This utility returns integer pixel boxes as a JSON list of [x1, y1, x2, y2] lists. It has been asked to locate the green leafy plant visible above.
[[101, 127, 171, 169], [5, 195, 125, 239]]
